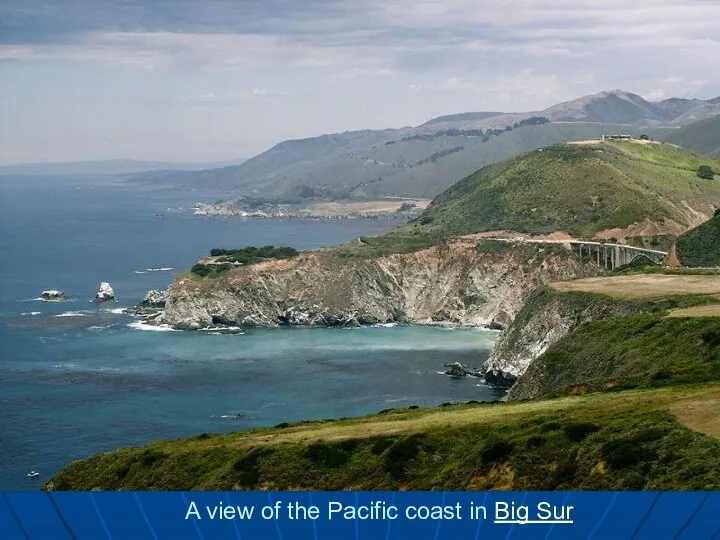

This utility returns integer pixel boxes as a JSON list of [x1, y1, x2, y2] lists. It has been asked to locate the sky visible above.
[[1, 0, 719, 165]]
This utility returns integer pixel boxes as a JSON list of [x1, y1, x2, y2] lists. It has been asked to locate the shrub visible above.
[[601, 439, 643, 468], [305, 441, 355, 468], [232, 448, 272, 486], [563, 422, 600, 442], [697, 165, 714, 180], [371, 437, 396, 455], [481, 437, 515, 463], [526, 435, 546, 448], [385, 435, 423, 479]]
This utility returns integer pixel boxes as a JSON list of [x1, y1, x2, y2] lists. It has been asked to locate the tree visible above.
[[697, 165, 714, 180]]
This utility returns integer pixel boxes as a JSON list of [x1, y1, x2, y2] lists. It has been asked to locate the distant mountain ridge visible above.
[[126, 89, 720, 198], [664, 115, 720, 157]]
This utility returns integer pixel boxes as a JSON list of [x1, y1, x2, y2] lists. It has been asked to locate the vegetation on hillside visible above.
[[511, 308, 720, 400], [698, 165, 715, 179], [663, 115, 720, 157], [330, 140, 720, 259], [191, 246, 299, 277], [405, 140, 720, 240], [675, 210, 720, 267], [46, 385, 720, 491]]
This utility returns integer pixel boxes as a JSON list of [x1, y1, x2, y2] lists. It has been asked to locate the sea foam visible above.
[[127, 320, 179, 332]]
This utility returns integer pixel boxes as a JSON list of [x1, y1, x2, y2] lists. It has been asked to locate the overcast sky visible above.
[[1, 0, 719, 164]]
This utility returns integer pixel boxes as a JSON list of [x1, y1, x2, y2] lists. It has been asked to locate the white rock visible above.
[[41, 290, 67, 301], [94, 282, 115, 302]]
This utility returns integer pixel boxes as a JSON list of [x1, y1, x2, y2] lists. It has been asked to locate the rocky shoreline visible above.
[[128, 239, 605, 390]]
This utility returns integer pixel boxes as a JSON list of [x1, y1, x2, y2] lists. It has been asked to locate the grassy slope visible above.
[[663, 115, 720, 157], [47, 384, 720, 491], [508, 275, 720, 400], [411, 140, 720, 239], [511, 310, 720, 400], [675, 210, 720, 267]]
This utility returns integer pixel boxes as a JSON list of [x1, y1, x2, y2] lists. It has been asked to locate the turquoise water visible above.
[[0, 176, 502, 490]]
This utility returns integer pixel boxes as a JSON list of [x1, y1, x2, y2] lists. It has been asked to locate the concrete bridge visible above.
[[486, 237, 668, 270], [569, 241, 667, 269]]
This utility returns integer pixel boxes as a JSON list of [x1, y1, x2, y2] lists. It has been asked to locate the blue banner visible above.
[[1, 491, 718, 539]]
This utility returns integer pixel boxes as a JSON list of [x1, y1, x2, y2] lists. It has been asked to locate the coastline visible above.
[[193, 197, 431, 220]]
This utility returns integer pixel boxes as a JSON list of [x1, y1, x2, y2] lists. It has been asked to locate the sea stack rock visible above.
[[94, 282, 115, 303], [40, 290, 68, 301]]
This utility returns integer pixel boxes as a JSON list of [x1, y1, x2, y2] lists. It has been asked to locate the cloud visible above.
[[1, 0, 719, 163]]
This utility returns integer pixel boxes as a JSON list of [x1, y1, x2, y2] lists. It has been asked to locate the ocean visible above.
[[0, 175, 503, 490]]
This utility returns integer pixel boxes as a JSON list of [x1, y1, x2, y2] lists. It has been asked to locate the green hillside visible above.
[[46, 384, 720, 491], [396, 139, 720, 240], [131, 123, 676, 200], [675, 210, 720, 267], [510, 301, 720, 400], [664, 115, 720, 156]]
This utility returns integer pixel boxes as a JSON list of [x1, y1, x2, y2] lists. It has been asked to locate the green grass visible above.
[[190, 245, 299, 276], [663, 115, 720, 157], [510, 305, 720, 400], [46, 384, 720, 491], [675, 210, 720, 267], [391, 140, 720, 241]]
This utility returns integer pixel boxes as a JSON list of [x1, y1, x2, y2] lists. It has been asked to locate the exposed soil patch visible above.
[[667, 304, 720, 318], [671, 396, 720, 438], [551, 275, 720, 299]]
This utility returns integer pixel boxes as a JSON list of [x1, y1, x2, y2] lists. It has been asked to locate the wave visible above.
[[54, 311, 89, 317], [372, 322, 398, 328], [126, 320, 180, 332], [87, 325, 114, 331], [198, 326, 244, 335], [102, 307, 127, 314], [21, 312, 41, 316], [135, 267, 173, 274]]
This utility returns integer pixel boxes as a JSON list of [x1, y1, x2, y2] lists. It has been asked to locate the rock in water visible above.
[[94, 282, 115, 303], [41, 290, 67, 301], [140, 289, 167, 309], [125, 289, 167, 315], [443, 362, 484, 378]]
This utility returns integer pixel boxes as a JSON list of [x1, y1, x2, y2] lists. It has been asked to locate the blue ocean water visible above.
[[0, 175, 503, 490]]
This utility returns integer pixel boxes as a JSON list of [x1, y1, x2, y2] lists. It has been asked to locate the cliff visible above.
[[484, 274, 720, 396], [153, 239, 601, 330], [482, 288, 641, 386]]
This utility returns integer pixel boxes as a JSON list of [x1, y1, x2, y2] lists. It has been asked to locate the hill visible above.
[[663, 115, 720, 156], [133, 122, 676, 199], [129, 90, 719, 199], [46, 384, 720, 491], [675, 209, 720, 267], [504, 277, 720, 400], [385, 139, 720, 242]]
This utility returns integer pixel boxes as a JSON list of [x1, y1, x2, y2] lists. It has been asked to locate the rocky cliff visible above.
[[483, 288, 643, 388], [152, 239, 601, 331]]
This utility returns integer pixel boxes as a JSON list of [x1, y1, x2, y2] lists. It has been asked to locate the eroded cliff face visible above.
[[153, 240, 601, 331], [483, 288, 643, 391]]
